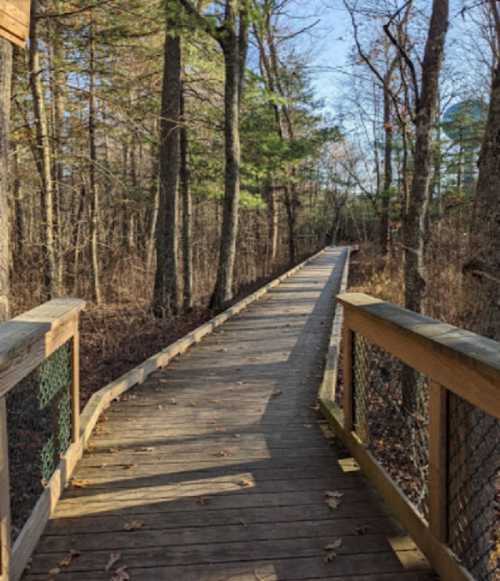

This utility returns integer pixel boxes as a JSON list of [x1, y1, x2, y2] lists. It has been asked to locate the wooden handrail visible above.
[[319, 292, 500, 581], [338, 292, 500, 419], [0, 299, 85, 399], [0, 298, 85, 581]]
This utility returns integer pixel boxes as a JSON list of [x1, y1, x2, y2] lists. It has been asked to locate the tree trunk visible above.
[[0, 38, 12, 321], [153, 3, 181, 317], [30, 0, 58, 299], [380, 75, 393, 255], [401, 0, 448, 413], [88, 13, 102, 304], [466, 2, 500, 339], [180, 82, 193, 311], [266, 182, 278, 268], [210, 24, 242, 309], [403, 0, 449, 314]]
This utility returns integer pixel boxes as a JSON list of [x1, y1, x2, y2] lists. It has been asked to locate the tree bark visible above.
[[403, 0, 449, 314], [210, 27, 241, 308], [153, 2, 182, 317], [30, 0, 58, 299], [380, 73, 393, 255], [0, 38, 12, 321], [180, 82, 193, 311], [210, 1, 248, 309], [401, 0, 448, 413], [466, 1, 500, 339], [88, 12, 102, 304]]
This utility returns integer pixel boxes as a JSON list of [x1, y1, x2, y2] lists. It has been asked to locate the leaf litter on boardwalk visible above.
[[325, 490, 344, 510]]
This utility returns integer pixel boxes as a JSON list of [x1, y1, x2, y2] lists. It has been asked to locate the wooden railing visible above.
[[0, 299, 85, 581], [319, 292, 499, 581]]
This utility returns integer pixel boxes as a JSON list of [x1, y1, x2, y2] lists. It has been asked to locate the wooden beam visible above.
[[428, 381, 448, 542], [71, 330, 80, 444], [0, 1, 30, 47], [0, 399, 10, 581], [338, 293, 500, 419]]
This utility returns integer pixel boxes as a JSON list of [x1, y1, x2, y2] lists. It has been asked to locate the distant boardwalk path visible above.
[[23, 248, 436, 580]]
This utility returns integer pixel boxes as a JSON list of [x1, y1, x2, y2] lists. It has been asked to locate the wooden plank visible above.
[[23, 559, 437, 581], [71, 330, 80, 444], [338, 293, 500, 418], [428, 381, 448, 542], [37, 520, 402, 553], [0, 0, 30, 47], [27, 535, 427, 575], [0, 399, 11, 581], [319, 398, 474, 581], [318, 247, 350, 402]]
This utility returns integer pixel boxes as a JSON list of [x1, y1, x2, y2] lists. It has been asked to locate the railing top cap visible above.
[[0, 298, 85, 369], [338, 292, 500, 377]]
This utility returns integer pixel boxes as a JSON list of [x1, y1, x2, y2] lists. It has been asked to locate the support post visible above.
[[71, 324, 80, 445], [429, 380, 448, 542], [0, 398, 11, 580], [342, 319, 354, 432]]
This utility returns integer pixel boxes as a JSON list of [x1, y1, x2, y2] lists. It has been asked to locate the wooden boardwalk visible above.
[[23, 248, 436, 581]]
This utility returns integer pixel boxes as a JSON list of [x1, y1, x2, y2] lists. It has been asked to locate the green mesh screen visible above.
[[6, 341, 73, 540]]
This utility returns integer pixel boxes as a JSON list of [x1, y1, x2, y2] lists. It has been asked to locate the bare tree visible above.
[[30, 0, 58, 299], [0, 38, 12, 321]]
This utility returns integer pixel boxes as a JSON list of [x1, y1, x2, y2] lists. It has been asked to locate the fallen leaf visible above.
[[196, 496, 210, 505], [169, 398, 177, 405], [72, 479, 90, 489], [326, 497, 341, 510], [111, 566, 130, 581], [325, 538, 342, 551], [58, 549, 80, 568], [324, 550, 337, 563], [124, 520, 144, 531], [238, 478, 253, 488], [105, 553, 121, 572], [325, 490, 344, 499], [138, 447, 155, 452], [49, 567, 61, 576], [214, 449, 230, 457]]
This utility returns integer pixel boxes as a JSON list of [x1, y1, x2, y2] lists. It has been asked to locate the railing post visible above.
[[429, 380, 448, 542], [0, 398, 11, 580], [342, 319, 354, 432], [71, 322, 80, 445]]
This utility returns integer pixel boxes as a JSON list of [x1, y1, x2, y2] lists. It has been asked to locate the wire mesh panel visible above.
[[351, 333, 430, 518], [448, 392, 500, 580], [6, 341, 73, 540]]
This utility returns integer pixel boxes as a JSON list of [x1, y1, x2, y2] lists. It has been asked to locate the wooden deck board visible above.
[[21, 248, 437, 581]]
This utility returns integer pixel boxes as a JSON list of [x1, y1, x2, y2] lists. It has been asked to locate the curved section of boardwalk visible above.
[[23, 248, 435, 581]]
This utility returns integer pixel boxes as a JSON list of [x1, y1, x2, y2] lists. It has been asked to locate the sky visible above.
[[283, 0, 488, 118]]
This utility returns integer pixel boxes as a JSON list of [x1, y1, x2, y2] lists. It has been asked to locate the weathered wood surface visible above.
[[22, 249, 436, 580], [338, 292, 500, 418]]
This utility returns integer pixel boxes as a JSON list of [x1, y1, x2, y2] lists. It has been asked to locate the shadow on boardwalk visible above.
[[22, 248, 437, 581]]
